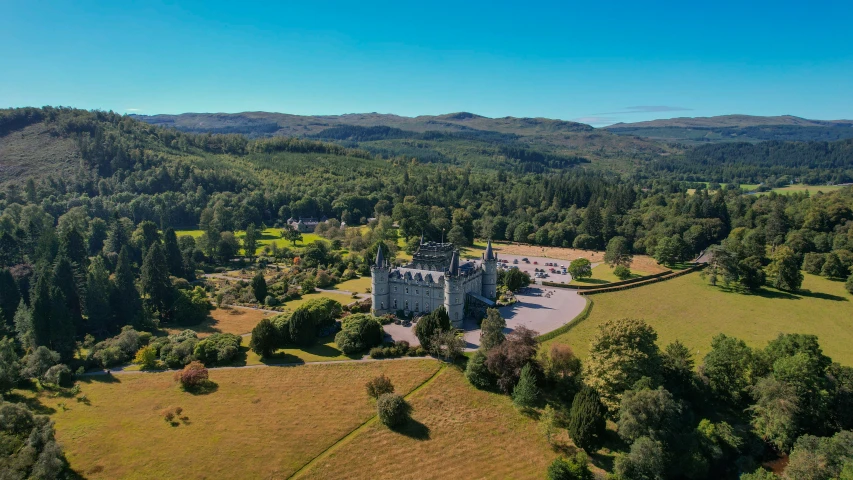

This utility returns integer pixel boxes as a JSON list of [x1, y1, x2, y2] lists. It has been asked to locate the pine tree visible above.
[[111, 246, 143, 329], [0, 268, 21, 331], [48, 286, 76, 360], [480, 308, 506, 351], [52, 255, 83, 330], [104, 218, 130, 254], [140, 243, 175, 321], [512, 363, 540, 409], [567, 386, 607, 451], [163, 228, 185, 278], [59, 228, 89, 274], [13, 299, 34, 350], [85, 256, 113, 334]]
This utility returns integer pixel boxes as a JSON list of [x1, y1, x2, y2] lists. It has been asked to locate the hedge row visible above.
[[542, 269, 673, 290], [578, 264, 706, 295], [535, 298, 594, 343]]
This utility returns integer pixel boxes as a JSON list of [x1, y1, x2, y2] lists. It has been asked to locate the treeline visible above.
[[645, 139, 853, 184]]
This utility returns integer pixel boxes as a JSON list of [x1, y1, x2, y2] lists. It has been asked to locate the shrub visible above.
[[89, 326, 144, 367], [613, 265, 632, 280], [42, 364, 73, 387], [366, 374, 395, 398], [376, 393, 411, 427], [415, 306, 450, 349], [289, 308, 316, 346], [22, 346, 60, 380], [547, 452, 594, 480], [802, 252, 826, 275], [172, 287, 213, 326], [264, 295, 278, 306], [174, 361, 209, 389], [335, 314, 384, 354], [465, 350, 494, 389], [155, 330, 200, 368], [133, 346, 158, 369], [193, 333, 241, 365], [369, 347, 384, 359]]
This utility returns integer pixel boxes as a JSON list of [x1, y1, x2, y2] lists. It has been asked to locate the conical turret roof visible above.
[[449, 250, 460, 276], [374, 244, 385, 267], [485, 239, 495, 260]]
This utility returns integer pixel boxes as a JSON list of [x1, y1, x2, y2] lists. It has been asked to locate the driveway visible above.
[[382, 284, 587, 350]]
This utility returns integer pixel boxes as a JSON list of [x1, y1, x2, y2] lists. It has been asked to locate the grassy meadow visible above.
[[569, 263, 649, 285], [240, 334, 362, 365], [299, 366, 561, 480], [759, 184, 847, 196], [50, 361, 441, 480], [164, 306, 273, 337], [331, 276, 372, 294], [546, 272, 853, 365]]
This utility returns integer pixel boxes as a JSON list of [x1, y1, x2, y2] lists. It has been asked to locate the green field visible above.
[[546, 272, 853, 365], [240, 334, 362, 365], [332, 276, 372, 294], [758, 184, 848, 196], [176, 228, 328, 255], [49, 361, 441, 479], [282, 291, 356, 311], [569, 263, 648, 285]]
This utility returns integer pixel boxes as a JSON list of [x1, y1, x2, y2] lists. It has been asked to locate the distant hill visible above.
[[132, 111, 675, 171], [605, 114, 853, 144]]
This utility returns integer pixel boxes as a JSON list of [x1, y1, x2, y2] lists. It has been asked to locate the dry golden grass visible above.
[[164, 306, 272, 337], [300, 366, 558, 480], [52, 360, 441, 480], [471, 242, 667, 274]]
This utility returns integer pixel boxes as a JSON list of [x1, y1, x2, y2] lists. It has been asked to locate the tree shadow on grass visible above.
[[184, 380, 219, 396], [572, 278, 610, 285], [749, 288, 801, 300], [392, 418, 431, 440], [5, 392, 56, 415], [78, 373, 121, 384], [798, 289, 849, 302]]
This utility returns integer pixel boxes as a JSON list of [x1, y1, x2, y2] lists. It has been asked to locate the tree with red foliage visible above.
[[174, 360, 209, 389], [484, 325, 539, 393]]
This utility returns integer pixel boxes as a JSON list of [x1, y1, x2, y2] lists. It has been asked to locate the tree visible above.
[[512, 363, 540, 409], [503, 268, 530, 291], [654, 235, 686, 266], [617, 387, 685, 444], [847, 273, 853, 295], [767, 245, 803, 291], [803, 252, 826, 275], [465, 349, 494, 389], [133, 345, 158, 369], [485, 325, 539, 393], [429, 329, 464, 362], [140, 242, 175, 320], [547, 452, 594, 480], [111, 246, 143, 329], [85, 256, 113, 334], [568, 258, 592, 280], [614, 436, 666, 480], [748, 377, 800, 452], [567, 385, 607, 451], [0, 400, 69, 479], [784, 430, 853, 480], [243, 223, 258, 258], [0, 268, 21, 331], [335, 313, 383, 354], [479, 308, 506, 351], [605, 236, 633, 268], [300, 277, 316, 294], [613, 265, 632, 280], [249, 318, 278, 357], [661, 340, 696, 398], [822, 252, 847, 278], [376, 393, 411, 427], [289, 307, 316, 346], [52, 255, 82, 328], [539, 404, 558, 446], [583, 318, 662, 413], [738, 255, 766, 291], [415, 306, 451, 349], [365, 374, 395, 399], [21, 346, 59, 380], [702, 333, 757, 405], [282, 225, 303, 246], [0, 337, 21, 393], [251, 271, 267, 303], [163, 228, 185, 277]]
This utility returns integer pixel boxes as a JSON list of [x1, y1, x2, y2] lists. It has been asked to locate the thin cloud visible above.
[[125, 108, 141, 112], [573, 116, 619, 125], [594, 106, 692, 115]]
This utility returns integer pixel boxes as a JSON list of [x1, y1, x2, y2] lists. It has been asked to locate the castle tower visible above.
[[371, 245, 390, 315], [444, 250, 465, 328], [482, 239, 498, 299]]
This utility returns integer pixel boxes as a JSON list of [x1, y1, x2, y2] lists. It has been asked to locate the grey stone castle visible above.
[[371, 239, 498, 328]]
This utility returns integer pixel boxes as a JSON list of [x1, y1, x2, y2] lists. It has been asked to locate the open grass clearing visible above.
[[758, 184, 848, 196], [330, 276, 372, 293], [282, 290, 356, 310], [569, 263, 649, 285], [546, 272, 853, 365], [50, 360, 441, 480], [239, 334, 364, 365], [299, 366, 562, 480], [471, 241, 667, 274], [163, 306, 273, 337]]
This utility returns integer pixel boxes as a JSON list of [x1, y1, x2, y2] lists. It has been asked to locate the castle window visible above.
[[416, 289, 419, 295], [415, 302, 419, 312], [394, 287, 397, 293], [393, 299, 397, 309], [426, 291, 429, 296], [405, 288, 409, 294], [380, 302, 384, 310], [405, 300, 409, 310]]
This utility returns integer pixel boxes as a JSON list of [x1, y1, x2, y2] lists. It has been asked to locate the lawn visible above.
[[51, 360, 441, 480], [332, 276, 372, 294], [240, 334, 363, 365], [759, 184, 847, 196], [174, 229, 204, 238], [546, 272, 853, 365], [569, 263, 648, 285], [282, 290, 357, 310], [164, 306, 273, 337], [298, 366, 560, 480]]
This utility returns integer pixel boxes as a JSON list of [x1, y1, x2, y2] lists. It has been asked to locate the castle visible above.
[[371, 239, 498, 328]]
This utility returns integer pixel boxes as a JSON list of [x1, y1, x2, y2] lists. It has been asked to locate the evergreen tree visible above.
[[0, 268, 21, 331], [512, 363, 540, 409], [465, 349, 494, 389], [251, 271, 268, 303], [415, 306, 451, 349], [13, 299, 33, 350], [104, 218, 130, 254], [85, 256, 113, 334], [244, 223, 258, 258], [51, 256, 83, 330], [163, 228, 185, 278], [59, 227, 89, 274], [111, 246, 143, 329], [140, 243, 175, 320], [567, 385, 607, 451], [581, 203, 603, 248], [767, 245, 803, 291], [48, 286, 75, 360], [249, 318, 278, 357]]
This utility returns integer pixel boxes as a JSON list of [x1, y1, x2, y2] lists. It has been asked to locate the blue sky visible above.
[[2, 1, 852, 126]]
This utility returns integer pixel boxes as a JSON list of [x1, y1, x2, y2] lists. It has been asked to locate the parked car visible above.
[[513, 259, 519, 264], [533, 261, 538, 265]]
